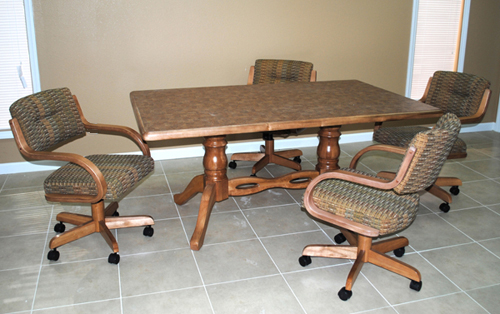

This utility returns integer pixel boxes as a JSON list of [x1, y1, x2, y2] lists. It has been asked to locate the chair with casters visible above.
[[300, 113, 461, 301], [372, 71, 491, 212], [228, 59, 317, 175], [9, 87, 155, 264]]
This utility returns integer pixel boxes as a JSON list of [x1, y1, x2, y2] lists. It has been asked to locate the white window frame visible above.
[[405, 0, 471, 98], [0, 0, 40, 139]]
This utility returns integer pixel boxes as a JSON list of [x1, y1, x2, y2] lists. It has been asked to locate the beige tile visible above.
[[467, 284, 500, 314], [441, 207, 500, 241], [207, 275, 304, 314], [176, 194, 241, 217], [119, 194, 179, 220], [194, 240, 278, 285], [419, 189, 481, 213], [421, 243, 500, 290], [119, 249, 202, 297], [0, 233, 46, 270], [438, 162, 489, 182], [233, 188, 296, 210], [394, 292, 487, 314], [160, 156, 204, 174], [34, 260, 120, 309], [122, 287, 213, 314], [478, 238, 500, 256], [462, 158, 500, 179], [0, 266, 38, 313], [0, 189, 47, 211], [166, 171, 204, 194], [34, 299, 122, 314], [0, 206, 52, 237], [126, 174, 171, 197], [244, 204, 319, 237], [285, 265, 389, 313], [461, 180, 500, 205], [3, 170, 53, 190]]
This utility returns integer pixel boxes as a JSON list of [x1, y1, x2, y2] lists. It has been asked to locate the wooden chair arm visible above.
[[310, 70, 317, 82], [10, 118, 107, 203], [247, 65, 255, 85], [349, 144, 407, 169], [302, 146, 416, 237], [73, 96, 151, 156]]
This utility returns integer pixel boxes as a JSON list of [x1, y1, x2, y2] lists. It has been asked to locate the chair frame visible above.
[[302, 146, 421, 295], [10, 95, 154, 261], [230, 64, 317, 175]]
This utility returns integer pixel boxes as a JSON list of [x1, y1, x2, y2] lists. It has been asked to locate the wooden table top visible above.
[[130, 80, 441, 141]]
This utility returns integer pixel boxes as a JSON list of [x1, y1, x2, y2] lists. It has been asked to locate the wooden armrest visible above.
[[459, 89, 491, 124], [73, 96, 151, 156], [247, 66, 255, 85], [303, 146, 416, 237], [10, 118, 107, 202], [350, 144, 407, 169]]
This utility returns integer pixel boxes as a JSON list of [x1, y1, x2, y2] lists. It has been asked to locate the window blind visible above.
[[0, 0, 33, 130], [410, 0, 464, 99]]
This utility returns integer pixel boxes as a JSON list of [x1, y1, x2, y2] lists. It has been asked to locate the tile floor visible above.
[[1, 131, 500, 314]]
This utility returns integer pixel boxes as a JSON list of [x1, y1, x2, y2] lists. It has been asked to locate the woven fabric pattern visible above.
[[373, 71, 489, 153], [253, 59, 313, 84], [312, 168, 419, 235], [10, 88, 86, 151], [44, 154, 154, 200]]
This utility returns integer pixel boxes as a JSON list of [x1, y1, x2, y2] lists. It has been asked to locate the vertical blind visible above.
[[410, 0, 464, 99], [0, 0, 33, 130]]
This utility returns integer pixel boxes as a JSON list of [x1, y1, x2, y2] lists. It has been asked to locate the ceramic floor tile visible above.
[[353, 150, 404, 173], [438, 162, 489, 182], [244, 204, 319, 237], [467, 284, 500, 314], [398, 213, 472, 251], [160, 157, 205, 174], [119, 194, 179, 220], [478, 238, 500, 256], [0, 266, 39, 313], [260, 231, 347, 273], [194, 240, 278, 285], [393, 292, 487, 313], [440, 207, 500, 241], [361, 253, 459, 305], [0, 233, 46, 270], [461, 180, 500, 205], [166, 171, 204, 194], [487, 204, 500, 214], [182, 211, 256, 246], [33, 260, 120, 309], [2, 171, 53, 190], [0, 190, 47, 211], [119, 249, 202, 297], [176, 194, 240, 218], [33, 299, 122, 314], [469, 142, 500, 158], [421, 243, 500, 291], [284, 265, 389, 313], [122, 287, 213, 314], [126, 174, 171, 197], [0, 206, 52, 237], [207, 275, 304, 314], [233, 188, 296, 210], [462, 158, 500, 179], [340, 141, 375, 157], [419, 189, 481, 213]]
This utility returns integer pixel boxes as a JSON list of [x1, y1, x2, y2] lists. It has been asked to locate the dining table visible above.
[[130, 80, 441, 250]]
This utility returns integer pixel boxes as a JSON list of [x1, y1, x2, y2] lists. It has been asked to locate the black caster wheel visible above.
[[298, 255, 312, 267], [338, 287, 353, 301], [394, 247, 405, 257], [54, 222, 65, 233], [47, 249, 60, 261], [410, 280, 422, 291], [450, 186, 460, 196], [112, 211, 120, 217], [143, 225, 154, 237], [334, 233, 347, 244], [439, 202, 450, 213], [228, 161, 237, 169], [293, 156, 302, 164], [108, 253, 120, 264], [250, 173, 257, 177]]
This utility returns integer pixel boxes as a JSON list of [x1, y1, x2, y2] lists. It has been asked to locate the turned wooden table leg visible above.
[[189, 136, 229, 250], [316, 126, 342, 174]]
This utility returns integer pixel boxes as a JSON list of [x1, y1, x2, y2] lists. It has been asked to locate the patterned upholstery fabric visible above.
[[311, 114, 461, 235], [373, 71, 490, 155], [10, 88, 86, 151], [44, 154, 154, 200], [253, 59, 313, 84]]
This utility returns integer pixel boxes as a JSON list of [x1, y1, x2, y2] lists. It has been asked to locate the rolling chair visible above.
[[9, 87, 155, 264], [300, 113, 461, 300], [229, 59, 317, 175]]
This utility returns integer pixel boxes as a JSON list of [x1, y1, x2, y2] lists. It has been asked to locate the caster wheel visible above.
[[450, 186, 460, 196], [338, 287, 352, 301], [108, 253, 120, 264], [112, 211, 120, 217], [298, 255, 312, 267], [334, 233, 347, 244], [47, 249, 60, 261], [439, 202, 450, 213], [54, 222, 65, 233], [394, 247, 405, 257], [410, 280, 422, 291], [143, 225, 154, 237], [228, 161, 237, 169], [293, 156, 302, 164], [250, 173, 257, 177]]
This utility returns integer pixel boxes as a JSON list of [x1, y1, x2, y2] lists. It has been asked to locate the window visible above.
[[407, 0, 469, 99], [0, 0, 39, 134]]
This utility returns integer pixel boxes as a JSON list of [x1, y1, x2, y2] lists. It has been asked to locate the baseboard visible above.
[[0, 122, 496, 175]]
